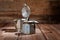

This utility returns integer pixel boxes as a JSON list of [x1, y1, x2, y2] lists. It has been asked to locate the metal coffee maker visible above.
[[21, 3, 36, 34], [16, 3, 38, 35]]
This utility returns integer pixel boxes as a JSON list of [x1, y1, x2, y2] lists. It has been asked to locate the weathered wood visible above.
[[37, 24, 60, 40], [1, 28, 44, 40], [0, 24, 60, 40], [0, 0, 51, 19]]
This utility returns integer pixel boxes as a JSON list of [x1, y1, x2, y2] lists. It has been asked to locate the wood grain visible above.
[[0, 24, 60, 40]]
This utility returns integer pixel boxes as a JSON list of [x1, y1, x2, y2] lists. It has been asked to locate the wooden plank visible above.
[[37, 24, 60, 40], [47, 24, 60, 40], [0, 31, 5, 40], [0, 27, 45, 40], [0, 24, 60, 40], [35, 24, 46, 40]]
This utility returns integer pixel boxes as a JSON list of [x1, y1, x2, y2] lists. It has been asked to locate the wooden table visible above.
[[0, 24, 60, 40]]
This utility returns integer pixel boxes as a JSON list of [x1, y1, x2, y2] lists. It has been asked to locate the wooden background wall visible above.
[[0, 0, 51, 19], [0, 0, 60, 23]]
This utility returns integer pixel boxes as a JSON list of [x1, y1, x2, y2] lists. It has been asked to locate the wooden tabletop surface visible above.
[[0, 24, 60, 40]]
